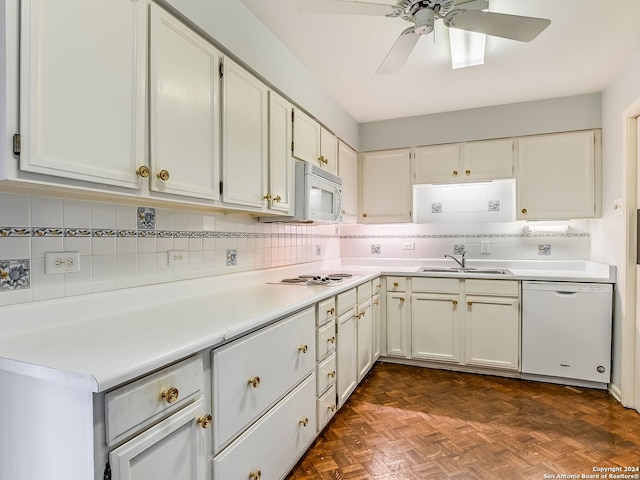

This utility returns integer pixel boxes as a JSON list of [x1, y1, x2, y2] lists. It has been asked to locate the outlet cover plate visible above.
[[44, 252, 80, 274]]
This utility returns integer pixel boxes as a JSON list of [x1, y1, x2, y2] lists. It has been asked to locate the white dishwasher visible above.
[[521, 281, 613, 388]]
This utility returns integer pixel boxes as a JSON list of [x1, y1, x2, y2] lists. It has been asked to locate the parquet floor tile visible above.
[[286, 362, 640, 480]]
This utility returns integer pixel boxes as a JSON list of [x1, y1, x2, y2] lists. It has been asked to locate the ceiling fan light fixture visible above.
[[414, 8, 435, 35], [449, 27, 485, 69]]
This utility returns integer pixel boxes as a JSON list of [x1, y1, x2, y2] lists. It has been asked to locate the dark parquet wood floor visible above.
[[286, 362, 640, 480]]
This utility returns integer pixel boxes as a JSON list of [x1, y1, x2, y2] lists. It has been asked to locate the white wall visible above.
[[360, 93, 602, 151], [593, 47, 640, 388], [164, 0, 360, 149]]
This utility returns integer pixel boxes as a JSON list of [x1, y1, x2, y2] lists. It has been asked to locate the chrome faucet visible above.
[[444, 251, 466, 269]]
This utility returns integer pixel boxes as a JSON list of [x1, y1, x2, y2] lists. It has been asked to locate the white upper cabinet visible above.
[[267, 91, 294, 214], [292, 108, 338, 175], [360, 148, 412, 223], [516, 130, 599, 220], [221, 57, 269, 209], [19, 0, 147, 189], [413, 139, 513, 184], [149, 3, 221, 200], [338, 141, 357, 222]]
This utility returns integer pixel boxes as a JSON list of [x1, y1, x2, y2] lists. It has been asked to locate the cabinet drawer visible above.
[[317, 353, 337, 394], [105, 355, 203, 446], [213, 373, 317, 480], [317, 297, 336, 326], [357, 281, 372, 303], [337, 288, 357, 315], [465, 279, 519, 296], [212, 307, 315, 453], [413, 277, 459, 293], [386, 277, 407, 292], [317, 384, 337, 432], [317, 320, 336, 360]]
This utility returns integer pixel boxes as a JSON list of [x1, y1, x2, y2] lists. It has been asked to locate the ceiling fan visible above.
[[296, 0, 551, 74]]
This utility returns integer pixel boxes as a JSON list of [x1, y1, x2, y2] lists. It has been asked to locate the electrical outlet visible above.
[[481, 241, 490, 254], [167, 250, 187, 266], [44, 252, 80, 274], [402, 241, 415, 250]]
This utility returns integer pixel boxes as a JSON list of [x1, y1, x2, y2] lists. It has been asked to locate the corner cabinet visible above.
[[516, 130, 600, 220], [360, 148, 412, 223], [149, 3, 221, 200], [220, 57, 269, 209], [19, 0, 147, 189]]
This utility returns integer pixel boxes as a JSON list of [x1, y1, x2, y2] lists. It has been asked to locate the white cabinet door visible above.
[[465, 296, 519, 370], [292, 108, 320, 164], [411, 294, 461, 364], [268, 91, 295, 214], [372, 293, 381, 360], [516, 130, 597, 220], [463, 138, 513, 181], [413, 144, 461, 184], [337, 307, 358, 407], [221, 58, 269, 208], [357, 300, 373, 381], [320, 126, 338, 176], [20, 0, 146, 188], [385, 292, 409, 357], [361, 149, 412, 223], [109, 398, 209, 480], [149, 4, 221, 200], [338, 141, 358, 222]]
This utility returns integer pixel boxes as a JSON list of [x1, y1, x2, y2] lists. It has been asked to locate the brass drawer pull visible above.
[[298, 345, 308, 354], [399, 297, 405, 302], [262, 193, 272, 201], [327, 307, 335, 315], [328, 336, 336, 344], [197, 414, 212, 429], [249, 470, 262, 480], [521, 208, 528, 214], [465, 169, 471, 176], [157, 169, 170, 181], [328, 405, 336, 412], [136, 166, 149, 178], [299, 417, 309, 427], [248, 376, 261, 388], [160, 387, 179, 404], [452, 300, 458, 306], [393, 282, 399, 288], [273, 195, 282, 202], [328, 370, 336, 378], [452, 170, 458, 176]]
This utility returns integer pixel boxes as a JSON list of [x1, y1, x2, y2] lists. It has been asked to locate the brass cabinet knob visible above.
[[374, 299, 379, 305], [399, 297, 405, 303], [362, 213, 368, 218], [299, 417, 309, 427], [453, 170, 458, 176], [328, 336, 336, 344], [393, 282, 399, 288], [273, 195, 282, 202], [521, 208, 528, 214], [318, 155, 328, 165], [249, 470, 262, 480], [298, 345, 308, 354], [136, 166, 150, 178], [452, 300, 458, 306], [263, 193, 272, 201], [248, 376, 261, 388], [359, 311, 366, 318], [328, 404, 336, 412], [197, 414, 212, 429], [465, 169, 471, 176], [327, 307, 335, 315], [328, 370, 336, 378], [161, 387, 179, 404], [157, 169, 170, 181], [467, 301, 473, 307]]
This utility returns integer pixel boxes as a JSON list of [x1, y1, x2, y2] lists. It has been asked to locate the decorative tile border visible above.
[[342, 232, 589, 239]]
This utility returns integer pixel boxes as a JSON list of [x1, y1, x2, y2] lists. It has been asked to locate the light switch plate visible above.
[[481, 241, 490, 254]]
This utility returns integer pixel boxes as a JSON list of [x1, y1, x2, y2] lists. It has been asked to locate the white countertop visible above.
[[0, 259, 615, 393]]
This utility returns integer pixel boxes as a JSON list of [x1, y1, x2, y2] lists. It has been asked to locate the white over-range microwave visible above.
[[260, 161, 343, 223]]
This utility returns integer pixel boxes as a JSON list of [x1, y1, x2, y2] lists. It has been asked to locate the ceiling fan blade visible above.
[[376, 28, 420, 75], [296, 0, 395, 16], [444, 9, 551, 42]]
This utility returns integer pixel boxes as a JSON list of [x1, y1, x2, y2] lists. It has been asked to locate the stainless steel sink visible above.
[[417, 267, 513, 275]]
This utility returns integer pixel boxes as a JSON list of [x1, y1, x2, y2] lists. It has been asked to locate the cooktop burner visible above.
[[269, 272, 358, 286]]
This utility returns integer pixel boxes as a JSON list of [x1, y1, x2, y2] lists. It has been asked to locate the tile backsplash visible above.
[[0, 192, 340, 306]]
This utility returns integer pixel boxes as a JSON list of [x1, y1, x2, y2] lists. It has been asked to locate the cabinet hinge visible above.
[[291, 110, 295, 122], [218, 61, 224, 78], [291, 141, 295, 154], [12, 133, 21, 155], [103, 462, 111, 480], [219, 180, 223, 195]]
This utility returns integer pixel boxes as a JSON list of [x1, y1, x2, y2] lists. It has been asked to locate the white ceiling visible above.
[[240, 0, 640, 123]]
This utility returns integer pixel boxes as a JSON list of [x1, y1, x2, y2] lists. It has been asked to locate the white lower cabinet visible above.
[[212, 307, 316, 453], [213, 374, 317, 480], [412, 293, 461, 363], [385, 277, 410, 358], [337, 303, 358, 407], [109, 397, 210, 480]]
